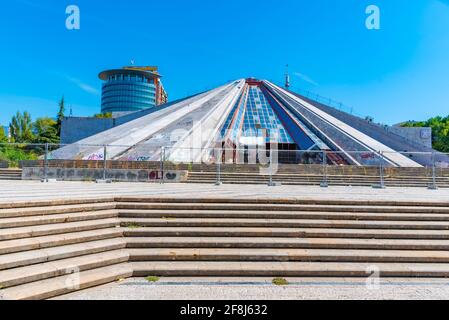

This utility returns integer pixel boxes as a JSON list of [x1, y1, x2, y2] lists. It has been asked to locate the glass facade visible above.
[[100, 72, 157, 113], [220, 84, 294, 145], [242, 85, 294, 144]]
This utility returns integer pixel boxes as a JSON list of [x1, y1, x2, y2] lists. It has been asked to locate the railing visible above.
[[266, 79, 366, 119], [1, 143, 448, 189]]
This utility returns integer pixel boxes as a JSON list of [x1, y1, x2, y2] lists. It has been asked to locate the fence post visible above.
[[42, 143, 49, 183], [373, 151, 386, 189], [320, 150, 328, 188], [103, 145, 107, 181], [268, 148, 275, 187], [160, 146, 165, 184], [429, 151, 438, 190], [215, 149, 222, 186]]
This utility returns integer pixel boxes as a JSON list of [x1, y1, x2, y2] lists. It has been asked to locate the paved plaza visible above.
[[57, 277, 449, 300], [1, 180, 449, 204]]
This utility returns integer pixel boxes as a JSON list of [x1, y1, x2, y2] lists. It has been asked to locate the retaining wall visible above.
[[22, 167, 188, 183]]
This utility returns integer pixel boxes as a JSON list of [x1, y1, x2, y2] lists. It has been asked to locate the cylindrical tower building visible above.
[[98, 67, 166, 114]]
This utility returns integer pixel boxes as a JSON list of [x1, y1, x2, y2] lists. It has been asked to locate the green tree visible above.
[[402, 115, 449, 153], [56, 96, 65, 136], [33, 117, 59, 144], [9, 111, 34, 143], [0, 126, 7, 143], [93, 112, 113, 119]]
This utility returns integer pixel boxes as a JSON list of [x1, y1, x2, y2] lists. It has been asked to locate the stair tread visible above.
[[0, 228, 123, 255], [0, 238, 126, 270], [124, 226, 449, 239], [120, 209, 449, 220], [119, 217, 449, 229], [125, 236, 449, 249], [0, 198, 114, 210], [0, 202, 117, 218], [188, 172, 448, 179], [127, 248, 449, 261], [0, 263, 133, 300], [131, 261, 449, 275], [116, 197, 449, 207], [0, 210, 118, 229], [0, 250, 129, 288], [0, 218, 120, 241], [116, 202, 449, 213]]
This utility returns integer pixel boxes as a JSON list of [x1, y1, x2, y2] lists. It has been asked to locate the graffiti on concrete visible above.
[[22, 167, 188, 183], [86, 153, 105, 161]]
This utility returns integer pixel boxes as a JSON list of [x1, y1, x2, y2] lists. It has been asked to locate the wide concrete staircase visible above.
[[0, 199, 131, 300], [0, 169, 22, 181], [186, 172, 449, 188], [3, 197, 449, 299]]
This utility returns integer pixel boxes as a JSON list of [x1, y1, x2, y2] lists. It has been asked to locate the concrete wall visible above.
[[388, 126, 432, 149], [60, 117, 115, 145], [22, 167, 188, 183]]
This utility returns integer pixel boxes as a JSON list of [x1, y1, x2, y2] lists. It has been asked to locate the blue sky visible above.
[[0, 0, 448, 125]]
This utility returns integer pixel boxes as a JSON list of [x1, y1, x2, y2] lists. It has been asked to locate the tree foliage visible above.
[[94, 112, 113, 119], [402, 116, 449, 153], [0, 126, 7, 143], [56, 96, 65, 136], [33, 117, 59, 144], [9, 111, 34, 143]]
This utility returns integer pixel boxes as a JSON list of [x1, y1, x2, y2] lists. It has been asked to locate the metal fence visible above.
[[1, 142, 448, 189]]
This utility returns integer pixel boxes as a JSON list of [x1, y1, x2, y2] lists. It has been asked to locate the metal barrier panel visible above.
[[1, 142, 449, 188]]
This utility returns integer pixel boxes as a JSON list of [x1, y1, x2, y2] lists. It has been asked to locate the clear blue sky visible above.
[[1, 0, 448, 125]]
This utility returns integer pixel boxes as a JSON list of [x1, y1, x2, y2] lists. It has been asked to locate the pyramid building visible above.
[[53, 79, 447, 168]]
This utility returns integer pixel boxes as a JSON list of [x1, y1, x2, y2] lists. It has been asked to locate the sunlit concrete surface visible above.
[[1, 181, 449, 204], [55, 277, 449, 300]]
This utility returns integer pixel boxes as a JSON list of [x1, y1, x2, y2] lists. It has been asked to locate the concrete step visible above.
[[188, 172, 447, 180], [0, 198, 114, 210], [0, 176, 21, 181], [0, 238, 126, 271], [187, 173, 447, 180], [115, 202, 449, 214], [0, 218, 120, 241], [187, 176, 447, 183], [185, 179, 449, 188], [0, 263, 133, 300], [0, 249, 129, 288], [127, 248, 449, 263], [125, 237, 449, 251], [131, 261, 449, 277], [124, 227, 449, 240], [119, 217, 449, 230], [0, 210, 118, 229], [119, 209, 449, 221], [0, 228, 123, 255], [0, 202, 117, 218], [115, 197, 449, 207]]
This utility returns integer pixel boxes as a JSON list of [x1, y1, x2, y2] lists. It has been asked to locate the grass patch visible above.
[[272, 278, 289, 286], [146, 276, 160, 283], [122, 222, 142, 229]]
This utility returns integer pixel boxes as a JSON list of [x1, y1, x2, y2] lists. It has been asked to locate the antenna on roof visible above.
[[285, 64, 290, 90], [130, 59, 135, 65]]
